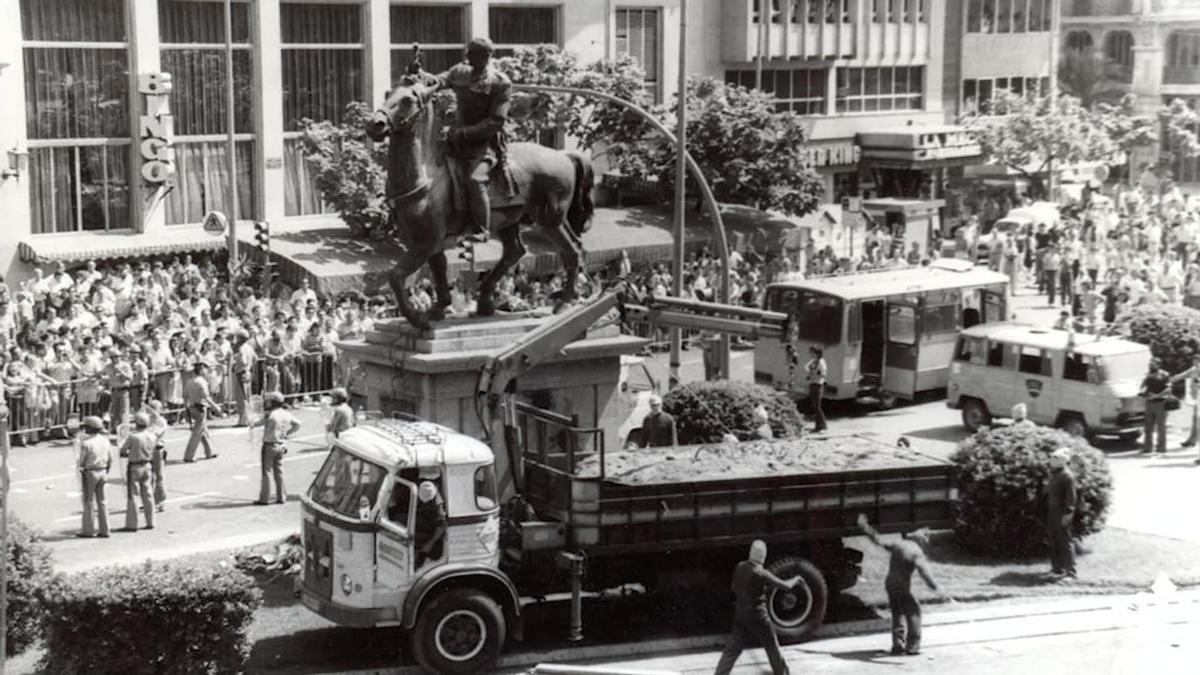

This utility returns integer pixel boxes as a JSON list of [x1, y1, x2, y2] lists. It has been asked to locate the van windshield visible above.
[[1095, 352, 1150, 383], [768, 289, 842, 343], [310, 447, 389, 519]]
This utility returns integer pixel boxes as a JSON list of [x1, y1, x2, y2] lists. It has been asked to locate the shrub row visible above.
[[662, 380, 805, 443]]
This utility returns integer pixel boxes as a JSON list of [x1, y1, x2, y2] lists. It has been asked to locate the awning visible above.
[[18, 226, 228, 264]]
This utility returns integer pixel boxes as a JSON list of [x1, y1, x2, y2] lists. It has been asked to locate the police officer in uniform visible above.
[[120, 412, 156, 530], [326, 387, 356, 439], [428, 37, 513, 241], [76, 416, 113, 538], [250, 391, 301, 505], [182, 361, 223, 462]]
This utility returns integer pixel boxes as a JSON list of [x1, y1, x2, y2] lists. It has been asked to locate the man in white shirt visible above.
[[290, 277, 318, 306]]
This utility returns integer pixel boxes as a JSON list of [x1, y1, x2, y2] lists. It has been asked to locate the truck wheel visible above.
[[765, 556, 828, 642], [1057, 415, 1088, 439], [961, 398, 991, 432], [877, 393, 898, 410], [413, 589, 506, 674]]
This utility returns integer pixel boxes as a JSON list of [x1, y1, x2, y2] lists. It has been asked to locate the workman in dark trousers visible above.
[[857, 513, 949, 655], [1139, 358, 1171, 455], [713, 540, 800, 675], [1047, 447, 1078, 579], [639, 394, 678, 448], [120, 413, 156, 531]]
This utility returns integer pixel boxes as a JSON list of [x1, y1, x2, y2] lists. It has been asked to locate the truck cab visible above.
[[299, 416, 519, 673]]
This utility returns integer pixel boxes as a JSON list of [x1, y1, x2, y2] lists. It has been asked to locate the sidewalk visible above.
[[509, 589, 1200, 675]]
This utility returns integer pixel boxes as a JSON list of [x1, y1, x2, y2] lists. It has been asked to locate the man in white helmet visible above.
[[714, 540, 800, 675], [414, 480, 447, 569]]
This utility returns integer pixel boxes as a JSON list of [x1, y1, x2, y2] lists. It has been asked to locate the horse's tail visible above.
[[566, 151, 595, 236]]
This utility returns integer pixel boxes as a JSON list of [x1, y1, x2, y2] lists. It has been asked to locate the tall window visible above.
[[835, 66, 923, 113], [615, 8, 661, 102], [23, 0, 131, 234], [489, 5, 560, 56], [967, 0, 1052, 33], [391, 4, 468, 80], [1065, 30, 1095, 53], [1104, 30, 1134, 72], [159, 0, 255, 226], [1168, 31, 1200, 68], [489, 5, 560, 147], [281, 2, 365, 216], [725, 68, 828, 115], [789, 0, 851, 23], [962, 76, 1048, 115]]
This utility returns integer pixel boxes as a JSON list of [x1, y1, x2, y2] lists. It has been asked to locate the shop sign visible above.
[[804, 142, 860, 168], [138, 73, 175, 184]]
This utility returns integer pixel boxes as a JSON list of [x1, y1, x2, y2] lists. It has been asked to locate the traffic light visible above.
[[254, 220, 270, 253]]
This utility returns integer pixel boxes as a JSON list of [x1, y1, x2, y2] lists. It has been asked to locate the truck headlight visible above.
[[340, 574, 353, 596]]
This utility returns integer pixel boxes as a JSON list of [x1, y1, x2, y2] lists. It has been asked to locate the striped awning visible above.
[[18, 226, 228, 264]]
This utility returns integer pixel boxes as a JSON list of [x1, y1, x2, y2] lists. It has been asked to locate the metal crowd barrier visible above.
[[4, 352, 341, 444]]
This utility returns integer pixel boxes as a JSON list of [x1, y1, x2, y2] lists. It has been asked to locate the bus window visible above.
[[1063, 352, 1090, 382], [923, 304, 960, 335], [888, 305, 916, 345], [987, 341, 1006, 367], [767, 288, 843, 343]]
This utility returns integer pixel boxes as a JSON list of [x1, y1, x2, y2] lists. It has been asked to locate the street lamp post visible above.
[[671, 0, 688, 389], [224, 0, 239, 271]]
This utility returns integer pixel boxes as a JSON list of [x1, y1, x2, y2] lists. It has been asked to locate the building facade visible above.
[[0, 0, 955, 282], [1060, 0, 1200, 183]]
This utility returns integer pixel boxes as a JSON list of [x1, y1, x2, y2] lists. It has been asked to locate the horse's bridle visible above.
[[377, 87, 432, 208]]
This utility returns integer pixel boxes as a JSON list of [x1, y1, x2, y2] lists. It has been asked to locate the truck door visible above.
[[376, 478, 416, 589], [882, 300, 920, 399]]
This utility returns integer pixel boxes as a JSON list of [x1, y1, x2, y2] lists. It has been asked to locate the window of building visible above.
[[281, 2, 365, 217], [391, 4, 468, 79], [23, 0, 131, 234], [835, 66, 923, 113], [752, 0, 783, 24], [616, 8, 661, 102], [725, 68, 828, 115], [1104, 30, 1134, 72], [1168, 31, 1200, 68], [489, 5, 560, 56], [778, 1, 852, 25], [967, 0, 1051, 34], [962, 76, 1048, 114], [1065, 30, 1095, 53], [489, 5, 561, 147], [159, 0, 255, 226]]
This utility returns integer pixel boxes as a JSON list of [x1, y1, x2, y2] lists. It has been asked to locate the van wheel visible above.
[[961, 398, 991, 432], [877, 393, 898, 410], [413, 589, 506, 674], [765, 557, 828, 642], [1058, 416, 1088, 439]]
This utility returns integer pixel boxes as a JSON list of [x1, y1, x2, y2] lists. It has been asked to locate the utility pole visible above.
[[670, 0, 688, 389], [1047, 0, 1062, 202], [224, 0, 240, 272]]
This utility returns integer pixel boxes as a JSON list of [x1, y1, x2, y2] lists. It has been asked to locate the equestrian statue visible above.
[[366, 37, 595, 330]]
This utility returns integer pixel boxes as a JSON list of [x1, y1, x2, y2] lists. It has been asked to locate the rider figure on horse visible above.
[[428, 37, 512, 242]]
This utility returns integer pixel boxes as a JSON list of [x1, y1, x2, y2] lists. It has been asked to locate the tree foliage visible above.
[[1057, 49, 1128, 109], [963, 93, 1118, 197], [662, 380, 806, 444], [296, 102, 390, 238]]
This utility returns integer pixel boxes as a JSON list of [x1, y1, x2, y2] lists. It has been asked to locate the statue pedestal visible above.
[[339, 313, 648, 455]]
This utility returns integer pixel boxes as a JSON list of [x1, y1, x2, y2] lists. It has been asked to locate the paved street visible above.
[[7, 406, 331, 572]]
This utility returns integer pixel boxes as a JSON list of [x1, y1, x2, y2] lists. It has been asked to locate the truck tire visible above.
[[1057, 414, 1088, 439], [961, 398, 991, 432], [413, 589, 506, 674], [765, 556, 828, 642]]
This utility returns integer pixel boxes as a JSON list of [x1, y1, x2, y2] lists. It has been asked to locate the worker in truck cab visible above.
[[414, 481, 447, 569], [639, 394, 678, 448]]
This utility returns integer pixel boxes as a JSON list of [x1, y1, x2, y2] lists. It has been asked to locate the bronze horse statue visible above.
[[365, 75, 595, 330]]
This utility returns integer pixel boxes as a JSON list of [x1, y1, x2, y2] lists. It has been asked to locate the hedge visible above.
[[4, 518, 57, 656], [1114, 303, 1200, 377], [951, 425, 1112, 557], [39, 560, 262, 674], [662, 380, 805, 444]]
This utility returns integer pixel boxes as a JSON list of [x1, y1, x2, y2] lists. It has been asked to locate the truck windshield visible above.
[[768, 289, 842, 344], [310, 447, 388, 519], [1096, 352, 1151, 383]]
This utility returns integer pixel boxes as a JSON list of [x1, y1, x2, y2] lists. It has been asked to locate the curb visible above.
[[55, 527, 299, 574]]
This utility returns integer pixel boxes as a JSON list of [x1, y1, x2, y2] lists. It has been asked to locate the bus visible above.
[[756, 259, 1010, 407]]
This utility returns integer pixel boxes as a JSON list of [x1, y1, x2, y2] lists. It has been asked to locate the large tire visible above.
[[764, 556, 828, 642], [413, 589, 507, 674], [961, 398, 991, 432], [1057, 414, 1089, 439]]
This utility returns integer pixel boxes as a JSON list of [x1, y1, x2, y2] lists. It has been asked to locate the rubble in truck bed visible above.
[[573, 435, 945, 485]]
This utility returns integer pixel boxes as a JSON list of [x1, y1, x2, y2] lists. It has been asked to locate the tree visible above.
[[296, 102, 390, 239], [1058, 49, 1106, 109], [1094, 93, 1158, 185], [963, 93, 1119, 199]]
